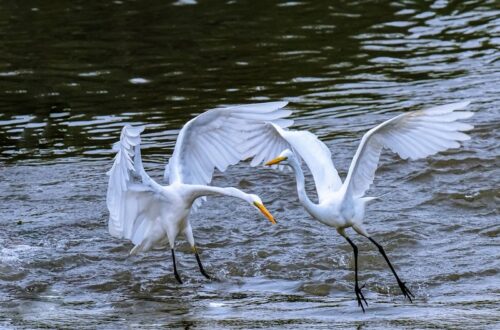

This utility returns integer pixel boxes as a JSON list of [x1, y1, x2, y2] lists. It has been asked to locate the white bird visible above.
[[106, 102, 292, 283], [260, 101, 473, 311]]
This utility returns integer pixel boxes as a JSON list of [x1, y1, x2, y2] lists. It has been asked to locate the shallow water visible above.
[[0, 1, 499, 328]]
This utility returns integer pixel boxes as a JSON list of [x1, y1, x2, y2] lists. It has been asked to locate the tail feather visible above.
[[129, 243, 144, 255], [363, 191, 390, 203], [362, 196, 378, 203]]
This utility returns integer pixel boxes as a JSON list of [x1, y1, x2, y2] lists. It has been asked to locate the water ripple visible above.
[[0, 0, 498, 328]]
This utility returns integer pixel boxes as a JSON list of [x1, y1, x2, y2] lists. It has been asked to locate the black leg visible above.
[[171, 249, 183, 284], [344, 236, 368, 312], [368, 237, 414, 302], [193, 246, 211, 279]]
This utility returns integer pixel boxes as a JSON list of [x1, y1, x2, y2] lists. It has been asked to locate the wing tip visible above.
[[260, 100, 289, 108], [445, 100, 472, 110], [228, 100, 289, 111], [269, 118, 294, 129], [457, 100, 472, 108], [276, 100, 289, 108], [108, 226, 123, 239], [122, 124, 146, 136], [460, 111, 475, 120], [424, 100, 473, 115]]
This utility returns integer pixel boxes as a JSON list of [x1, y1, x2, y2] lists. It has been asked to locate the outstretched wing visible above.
[[107, 125, 164, 245], [343, 101, 474, 199], [242, 123, 343, 203], [166, 101, 293, 209]]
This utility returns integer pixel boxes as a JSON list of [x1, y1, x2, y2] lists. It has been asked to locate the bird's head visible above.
[[265, 148, 295, 167], [248, 194, 276, 225]]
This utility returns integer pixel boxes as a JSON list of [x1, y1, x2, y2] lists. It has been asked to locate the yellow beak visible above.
[[253, 202, 276, 224], [265, 156, 287, 166]]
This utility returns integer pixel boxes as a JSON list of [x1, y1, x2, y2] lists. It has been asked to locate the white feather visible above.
[[245, 123, 343, 203], [165, 101, 292, 210], [344, 101, 474, 198], [106, 125, 164, 242]]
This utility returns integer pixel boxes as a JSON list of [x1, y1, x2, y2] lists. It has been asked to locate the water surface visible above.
[[0, 1, 499, 328]]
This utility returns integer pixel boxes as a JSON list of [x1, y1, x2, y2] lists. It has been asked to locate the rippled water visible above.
[[1, 1, 499, 328]]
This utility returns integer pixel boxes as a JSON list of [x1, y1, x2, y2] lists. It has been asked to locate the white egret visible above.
[[106, 102, 292, 283], [260, 101, 473, 311]]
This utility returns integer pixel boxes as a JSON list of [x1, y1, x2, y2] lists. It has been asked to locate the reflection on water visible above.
[[0, 0, 498, 328]]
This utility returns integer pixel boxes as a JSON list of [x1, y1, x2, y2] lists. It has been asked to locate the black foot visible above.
[[397, 280, 414, 302], [198, 266, 211, 280], [194, 250, 211, 280], [355, 283, 368, 312], [171, 249, 183, 284], [174, 271, 183, 284]]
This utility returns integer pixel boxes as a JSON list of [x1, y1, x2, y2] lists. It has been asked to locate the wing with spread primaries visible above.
[[343, 101, 474, 199], [241, 123, 343, 202], [107, 125, 165, 246], [166, 101, 293, 209]]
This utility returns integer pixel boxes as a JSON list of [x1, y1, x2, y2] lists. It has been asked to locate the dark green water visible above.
[[0, 1, 498, 329]]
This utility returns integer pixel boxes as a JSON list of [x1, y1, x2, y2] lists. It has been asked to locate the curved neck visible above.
[[184, 184, 248, 204], [289, 158, 318, 216]]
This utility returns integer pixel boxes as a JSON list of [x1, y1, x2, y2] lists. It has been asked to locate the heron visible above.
[[106, 102, 292, 283], [261, 101, 473, 311]]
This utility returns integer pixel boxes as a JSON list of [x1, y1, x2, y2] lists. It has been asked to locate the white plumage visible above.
[[344, 101, 473, 199], [165, 101, 292, 210], [264, 101, 474, 311], [106, 102, 291, 283], [244, 123, 343, 203]]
